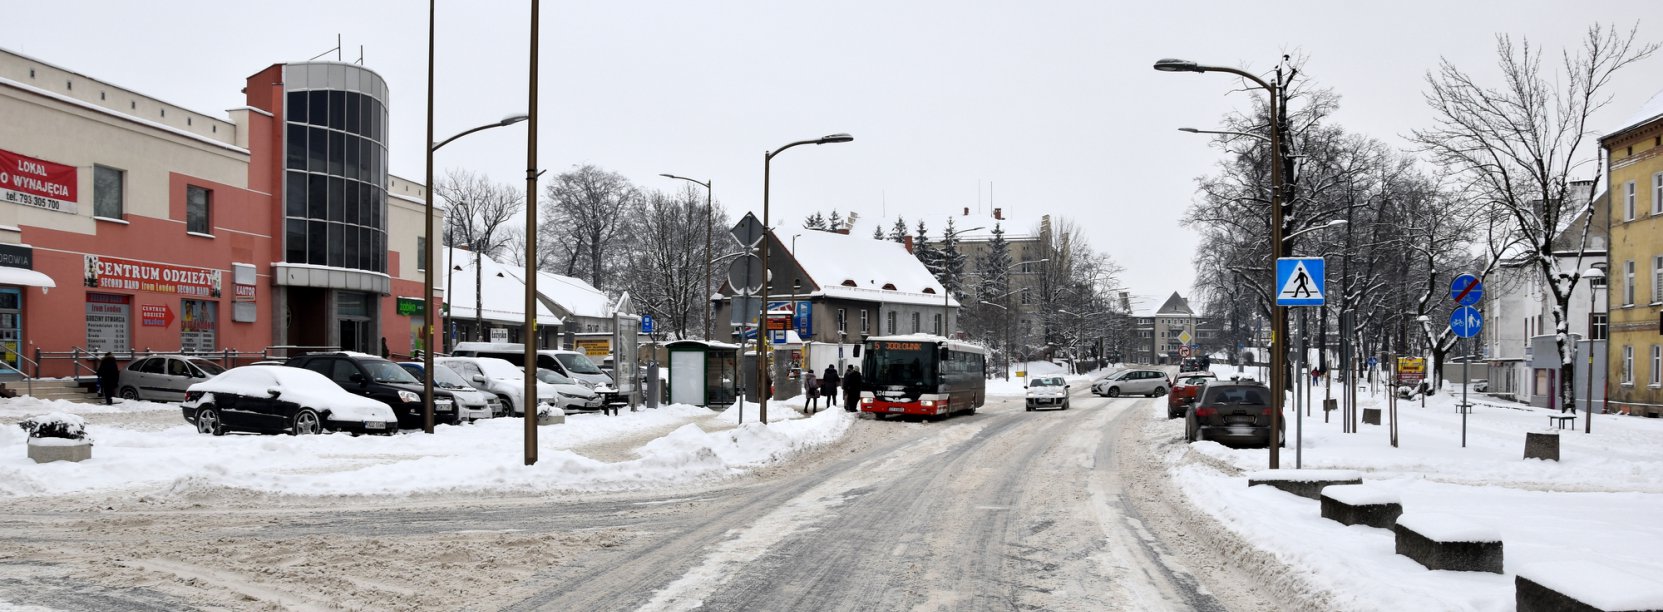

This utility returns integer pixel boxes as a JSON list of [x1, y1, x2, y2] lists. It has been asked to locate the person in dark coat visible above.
[[842, 365, 863, 412], [821, 365, 840, 402], [96, 352, 120, 405], [380, 337, 391, 359], [803, 369, 819, 414]]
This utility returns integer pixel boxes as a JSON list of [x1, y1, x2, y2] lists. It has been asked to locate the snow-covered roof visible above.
[[497, 267, 613, 320], [1606, 87, 1663, 140], [786, 229, 958, 307], [443, 248, 563, 325]]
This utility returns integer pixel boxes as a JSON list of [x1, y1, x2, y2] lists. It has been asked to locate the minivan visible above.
[[450, 342, 620, 405]]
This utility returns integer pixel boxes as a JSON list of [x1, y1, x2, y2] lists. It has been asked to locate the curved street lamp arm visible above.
[[432, 115, 528, 152], [659, 173, 711, 189], [1190, 64, 1275, 94], [765, 138, 826, 162]]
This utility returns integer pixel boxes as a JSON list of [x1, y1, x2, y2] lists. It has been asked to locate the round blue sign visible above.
[[1450, 274, 1484, 306], [1450, 306, 1484, 338]]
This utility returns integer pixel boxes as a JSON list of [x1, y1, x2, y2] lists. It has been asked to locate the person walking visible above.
[[96, 352, 120, 405], [842, 365, 863, 412], [380, 337, 391, 359], [821, 364, 840, 404], [803, 369, 820, 414]]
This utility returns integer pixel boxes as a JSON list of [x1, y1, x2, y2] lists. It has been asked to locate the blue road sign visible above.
[[1275, 257, 1326, 306], [640, 314, 655, 334], [1451, 274, 1484, 306], [1450, 306, 1484, 338], [1366, 356, 1379, 368]]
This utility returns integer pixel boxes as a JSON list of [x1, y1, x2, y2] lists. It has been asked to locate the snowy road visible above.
[[0, 387, 1298, 611]]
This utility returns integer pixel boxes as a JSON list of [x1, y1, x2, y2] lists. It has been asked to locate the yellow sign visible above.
[[1397, 357, 1426, 384], [883, 342, 923, 351], [1178, 330, 1192, 344], [575, 338, 611, 357]]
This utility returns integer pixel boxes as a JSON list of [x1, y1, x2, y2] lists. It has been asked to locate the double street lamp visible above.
[[757, 133, 853, 425], [1156, 56, 1290, 468]]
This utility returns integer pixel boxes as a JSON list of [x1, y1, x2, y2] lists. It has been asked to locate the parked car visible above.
[[436, 356, 562, 417], [1092, 368, 1170, 398], [116, 355, 227, 402], [1471, 379, 1489, 392], [535, 368, 604, 412], [450, 342, 621, 405], [397, 362, 498, 422], [1184, 381, 1282, 448], [181, 365, 397, 435], [1168, 373, 1217, 418], [1025, 376, 1070, 411], [284, 352, 460, 428]]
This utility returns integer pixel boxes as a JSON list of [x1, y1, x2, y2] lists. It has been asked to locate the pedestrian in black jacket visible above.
[[96, 352, 120, 405], [842, 365, 863, 412], [821, 365, 840, 402]]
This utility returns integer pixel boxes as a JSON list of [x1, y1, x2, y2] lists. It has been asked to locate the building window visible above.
[[860, 310, 869, 334], [1589, 271, 1607, 288], [416, 236, 428, 272], [1654, 173, 1663, 215], [1625, 180, 1636, 221], [186, 185, 212, 234], [837, 308, 847, 335], [887, 311, 897, 335], [1654, 256, 1663, 304], [93, 165, 124, 219], [1624, 261, 1636, 306], [1653, 345, 1662, 387], [1020, 288, 1032, 305], [1590, 313, 1607, 341], [911, 312, 921, 333], [933, 313, 943, 335], [1622, 345, 1634, 384]]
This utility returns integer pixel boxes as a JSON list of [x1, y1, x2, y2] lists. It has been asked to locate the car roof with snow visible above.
[[189, 365, 388, 412]]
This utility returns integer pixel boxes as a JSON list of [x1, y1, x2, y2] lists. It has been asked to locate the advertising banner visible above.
[[0, 148, 78, 214], [140, 304, 172, 327], [575, 338, 611, 357], [84, 255, 222, 298], [1396, 357, 1427, 385]]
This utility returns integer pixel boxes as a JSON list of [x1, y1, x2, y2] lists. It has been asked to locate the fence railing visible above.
[[33, 345, 342, 378]]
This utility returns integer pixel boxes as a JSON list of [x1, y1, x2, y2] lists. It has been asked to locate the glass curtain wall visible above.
[[282, 64, 389, 274]]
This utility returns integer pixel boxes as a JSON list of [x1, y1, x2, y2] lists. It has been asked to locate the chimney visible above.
[[836, 227, 850, 235], [963, 206, 969, 216], [993, 207, 1003, 220], [902, 235, 914, 254]]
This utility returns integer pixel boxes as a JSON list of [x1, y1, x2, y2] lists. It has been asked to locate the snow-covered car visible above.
[[116, 355, 226, 402], [450, 342, 622, 405], [181, 365, 397, 435], [1025, 376, 1070, 411], [437, 356, 563, 417], [398, 362, 498, 422], [1471, 379, 1489, 392], [535, 368, 603, 412]]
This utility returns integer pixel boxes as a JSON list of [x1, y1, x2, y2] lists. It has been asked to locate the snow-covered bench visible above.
[[1320, 484, 1402, 529], [1394, 513, 1503, 573], [1246, 469, 1363, 500], [1516, 560, 1663, 612]]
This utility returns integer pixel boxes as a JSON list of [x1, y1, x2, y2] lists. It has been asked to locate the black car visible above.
[[285, 352, 460, 428], [1184, 381, 1282, 448]]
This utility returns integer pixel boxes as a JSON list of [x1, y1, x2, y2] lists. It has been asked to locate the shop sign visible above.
[[181, 300, 216, 352], [140, 304, 174, 327], [490, 327, 509, 343], [575, 338, 611, 357], [234, 284, 256, 301], [83, 255, 222, 298], [0, 244, 33, 269], [0, 148, 78, 214], [1396, 357, 1427, 385], [396, 297, 425, 317], [86, 294, 131, 353]]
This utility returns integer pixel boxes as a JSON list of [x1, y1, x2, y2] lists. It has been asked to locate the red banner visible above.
[[83, 255, 222, 298], [0, 148, 78, 214]]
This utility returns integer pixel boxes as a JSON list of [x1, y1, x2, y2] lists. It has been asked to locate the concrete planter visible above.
[[26, 437, 92, 463], [1525, 432, 1560, 461], [1320, 485, 1403, 529], [1247, 469, 1363, 500], [1515, 560, 1663, 612], [1362, 408, 1382, 425], [536, 412, 565, 426], [1394, 513, 1503, 573]]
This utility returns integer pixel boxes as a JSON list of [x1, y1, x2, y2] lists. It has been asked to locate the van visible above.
[[450, 342, 621, 405]]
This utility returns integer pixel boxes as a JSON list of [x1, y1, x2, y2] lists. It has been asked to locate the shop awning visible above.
[[0, 266, 55, 289]]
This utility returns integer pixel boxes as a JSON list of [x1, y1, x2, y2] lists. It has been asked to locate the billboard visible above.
[[83, 255, 222, 298], [0, 148, 78, 214], [1396, 357, 1426, 385]]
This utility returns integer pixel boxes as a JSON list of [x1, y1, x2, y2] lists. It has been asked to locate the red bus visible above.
[[858, 335, 987, 418]]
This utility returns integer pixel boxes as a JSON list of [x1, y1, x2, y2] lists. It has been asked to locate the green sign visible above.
[[396, 297, 426, 317]]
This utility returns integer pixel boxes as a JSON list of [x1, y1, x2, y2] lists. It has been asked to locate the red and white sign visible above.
[[234, 284, 256, 301], [0, 148, 78, 214], [1178, 346, 1192, 358], [140, 304, 175, 327], [83, 255, 222, 298]]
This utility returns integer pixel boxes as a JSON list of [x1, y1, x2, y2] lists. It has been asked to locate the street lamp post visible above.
[[759, 133, 852, 425], [659, 173, 714, 339], [1157, 57, 1288, 469], [522, 0, 541, 466], [422, 0, 529, 435], [1584, 266, 1605, 433]]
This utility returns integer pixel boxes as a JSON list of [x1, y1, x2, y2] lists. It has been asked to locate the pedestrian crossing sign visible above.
[[1275, 257, 1325, 306]]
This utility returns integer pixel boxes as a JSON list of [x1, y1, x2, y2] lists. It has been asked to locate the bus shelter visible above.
[[665, 340, 739, 407]]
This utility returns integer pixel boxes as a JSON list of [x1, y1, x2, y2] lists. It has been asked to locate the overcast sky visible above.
[[8, 1, 1658, 308]]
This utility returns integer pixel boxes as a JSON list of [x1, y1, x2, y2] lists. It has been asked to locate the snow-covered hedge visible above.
[[17, 412, 89, 440]]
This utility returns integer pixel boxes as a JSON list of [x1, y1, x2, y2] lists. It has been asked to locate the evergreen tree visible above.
[[803, 212, 827, 230], [872, 225, 885, 240], [913, 219, 941, 278], [827, 209, 843, 232], [889, 216, 908, 243], [940, 218, 968, 294]]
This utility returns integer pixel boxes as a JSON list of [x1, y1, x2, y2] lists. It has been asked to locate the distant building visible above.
[[441, 247, 614, 351], [1135, 292, 1211, 364], [1601, 90, 1663, 416]]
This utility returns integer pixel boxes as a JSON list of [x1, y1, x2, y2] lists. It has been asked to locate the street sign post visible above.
[[730, 212, 766, 248], [1451, 274, 1484, 306], [727, 254, 764, 295], [640, 314, 655, 334], [1275, 257, 1326, 307], [1449, 275, 1486, 448], [1450, 306, 1483, 339]]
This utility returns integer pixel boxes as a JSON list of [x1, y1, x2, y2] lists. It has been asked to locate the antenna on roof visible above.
[[357, 45, 364, 65], [308, 34, 343, 61]]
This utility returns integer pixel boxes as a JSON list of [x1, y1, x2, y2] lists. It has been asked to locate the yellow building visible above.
[[1602, 91, 1663, 416]]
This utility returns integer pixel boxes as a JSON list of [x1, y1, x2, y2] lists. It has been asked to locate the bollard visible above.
[[646, 362, 660, 408]]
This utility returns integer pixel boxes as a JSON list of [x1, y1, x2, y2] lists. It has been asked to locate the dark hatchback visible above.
[[1184, 381, 1282, 448], [284, 352, 460, 428]]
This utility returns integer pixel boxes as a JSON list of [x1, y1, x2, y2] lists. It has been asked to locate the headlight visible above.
[[397, 390, 420, 404], [921, 400, 935, 407], [579, 379, 597, 389], [558, 392, 584, 399]]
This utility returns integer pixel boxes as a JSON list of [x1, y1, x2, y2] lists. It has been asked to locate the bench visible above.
[[1246, 469, 1363, 500], [1320, 485, 1403, 529], [1394, 513, 1503, 573], [1516, 560, 1663, 612], [1549, 415, 1577, 429]]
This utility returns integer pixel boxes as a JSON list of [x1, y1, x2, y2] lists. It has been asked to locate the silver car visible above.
[[117, 355, 227, 402], [1091, 368, 1170, 398]]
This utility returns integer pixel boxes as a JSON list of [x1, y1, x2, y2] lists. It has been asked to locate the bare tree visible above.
[[617, 187, 732, 339], [1413, 23, 1656, 412], [434, 169, 523, 258], [541, 164, 639, 292]]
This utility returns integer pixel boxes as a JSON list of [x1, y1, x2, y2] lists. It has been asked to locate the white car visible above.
[[437, 356, 563, 418], [1025, 376, 1070, 411], [181, 365, 397, 435], [1092, 369, 1170, 398], [535, 368, 603, 412], [398, 362, 497, 422]]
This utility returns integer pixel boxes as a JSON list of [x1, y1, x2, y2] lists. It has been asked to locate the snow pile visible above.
[[1516, 561, 1663, 611], [1160, 378, 1663, 610], [1320, 484, 1400, 506], [0, 396, 177, 419], [1394, 513, 1501, 543], [715, 398, 807, 425], [1244, 468, 1361, 482], [0, 402, 856, 499]]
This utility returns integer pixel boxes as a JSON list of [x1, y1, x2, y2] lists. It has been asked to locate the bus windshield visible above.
[[864, 341, 937, 387]]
